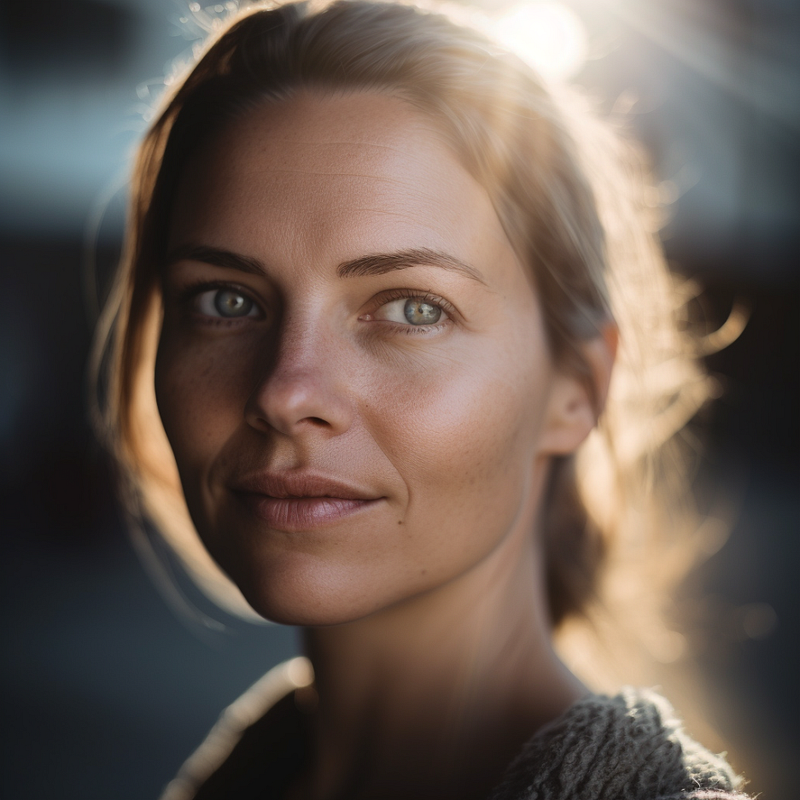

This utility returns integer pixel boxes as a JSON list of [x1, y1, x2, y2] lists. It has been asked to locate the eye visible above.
[[195, 287, 261, 319], [374, 296, 447, 326]]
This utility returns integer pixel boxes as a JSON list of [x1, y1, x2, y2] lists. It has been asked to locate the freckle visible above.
[[397, 520, 403, 525]]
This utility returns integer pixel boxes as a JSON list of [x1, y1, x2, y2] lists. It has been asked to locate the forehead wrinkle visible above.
[[258, 137, 420, 156], [241, 167, 417, 186], [347, 206, 475, 242], [238, 133, 451, 178], [346, 205, 512, 267]]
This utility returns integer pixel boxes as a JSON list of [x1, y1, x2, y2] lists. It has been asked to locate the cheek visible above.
[[154, 328, 253, 482], [363, 330, 553, 570]]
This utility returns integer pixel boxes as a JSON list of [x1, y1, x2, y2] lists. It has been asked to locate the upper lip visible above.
[[229, 471, 381, 501]]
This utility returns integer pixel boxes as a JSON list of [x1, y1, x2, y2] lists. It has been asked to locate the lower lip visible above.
[[235, 494, 381, 531]]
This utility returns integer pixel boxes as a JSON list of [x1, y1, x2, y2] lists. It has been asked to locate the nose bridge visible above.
[[272, 304, 341, 380], [246, 304, 353, 436]]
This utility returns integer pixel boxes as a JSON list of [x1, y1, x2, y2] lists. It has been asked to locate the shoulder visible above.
[[158, 657, 312, 800], [489, 687, 751, 800]]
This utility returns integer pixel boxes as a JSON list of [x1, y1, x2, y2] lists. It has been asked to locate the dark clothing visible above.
[[159, 658, 749, 800]]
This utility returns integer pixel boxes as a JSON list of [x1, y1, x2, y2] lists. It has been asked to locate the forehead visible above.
[[169, 90, 519, 281]]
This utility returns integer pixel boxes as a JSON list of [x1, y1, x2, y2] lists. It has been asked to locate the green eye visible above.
[[403, 299, 442, 325], [374, 296, 447, 326], [196, 288, 260, 319], [214, 289, 254, 317]]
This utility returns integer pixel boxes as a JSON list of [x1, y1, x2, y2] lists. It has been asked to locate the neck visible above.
[[293, 487, 587, 800]]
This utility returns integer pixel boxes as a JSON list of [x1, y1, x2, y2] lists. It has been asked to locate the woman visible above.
[[93, 1, 750, 798]]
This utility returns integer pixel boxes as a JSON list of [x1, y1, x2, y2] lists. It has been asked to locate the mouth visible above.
[[229, 472, 384, 531]]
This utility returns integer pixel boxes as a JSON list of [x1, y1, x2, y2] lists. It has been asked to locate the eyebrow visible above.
[[336, 248, 487, 285], [165, 244, 265, 276], [165, 244, 487, 285]]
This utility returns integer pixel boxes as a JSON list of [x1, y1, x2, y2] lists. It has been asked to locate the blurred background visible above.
[[1, 0, 797, 797]]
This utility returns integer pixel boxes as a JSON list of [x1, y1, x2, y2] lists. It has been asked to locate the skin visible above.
[[155, 91, 613, 800]]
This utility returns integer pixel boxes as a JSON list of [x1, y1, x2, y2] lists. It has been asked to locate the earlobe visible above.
[[539, 323, 618, 456]]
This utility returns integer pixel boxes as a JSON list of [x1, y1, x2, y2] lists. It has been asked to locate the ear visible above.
[[538, 322, 618, 456]]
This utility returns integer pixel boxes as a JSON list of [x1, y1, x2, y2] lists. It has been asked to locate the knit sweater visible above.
[[160, 658, 750, 800], [488, 686, 747, 800]]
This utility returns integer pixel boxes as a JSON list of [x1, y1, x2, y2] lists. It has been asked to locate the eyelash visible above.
[[171, 281, 455, 335]]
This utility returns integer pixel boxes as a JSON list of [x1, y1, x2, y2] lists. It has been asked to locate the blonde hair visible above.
[[92, 0, 713, 661]]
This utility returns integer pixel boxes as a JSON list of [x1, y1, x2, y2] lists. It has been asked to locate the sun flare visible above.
[[494, 2, 588, 81]]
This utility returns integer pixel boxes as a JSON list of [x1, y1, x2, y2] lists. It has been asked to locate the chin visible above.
[[222, 556, 395, 628], [243, 591, 385, 628]]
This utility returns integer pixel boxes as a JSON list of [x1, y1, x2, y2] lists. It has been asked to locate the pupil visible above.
[[215, 290, 250, 317], [404, 299, 441, 325]]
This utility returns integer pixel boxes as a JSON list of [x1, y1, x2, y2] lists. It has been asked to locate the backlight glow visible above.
[[494, 2, 588, 81]]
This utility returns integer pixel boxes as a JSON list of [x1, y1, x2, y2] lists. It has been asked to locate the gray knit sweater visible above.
[[160, 659, 750, 800], [488, 686, 748, 800]]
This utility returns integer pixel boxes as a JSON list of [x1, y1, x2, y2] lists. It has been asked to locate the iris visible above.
[[404, 299, 441, 325], [214, 289, 253, 317]]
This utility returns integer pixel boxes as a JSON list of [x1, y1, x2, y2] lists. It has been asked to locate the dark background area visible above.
[[1, 1, 797, 798]]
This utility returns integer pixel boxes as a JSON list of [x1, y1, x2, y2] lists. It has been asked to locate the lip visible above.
[[229, 471, 384, 531]]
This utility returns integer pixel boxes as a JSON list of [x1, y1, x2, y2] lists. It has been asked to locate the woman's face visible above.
[[156, 91, 580, 625]]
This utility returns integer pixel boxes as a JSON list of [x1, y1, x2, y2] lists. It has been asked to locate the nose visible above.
[[244, 319, 355, 438]]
